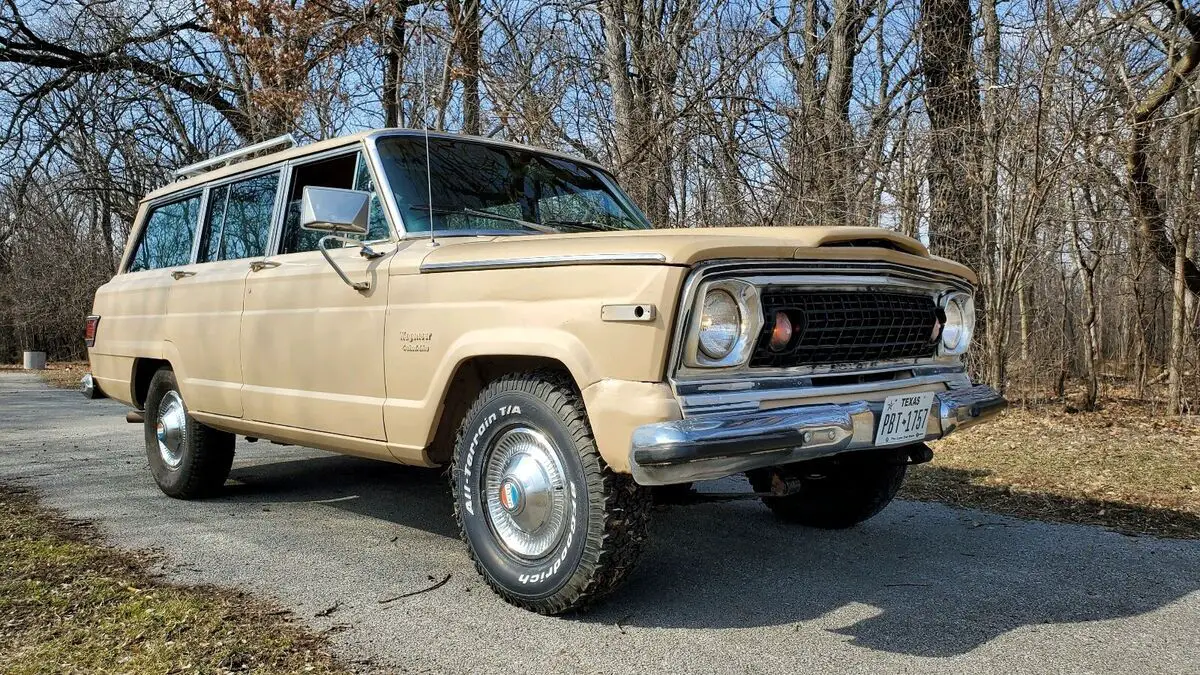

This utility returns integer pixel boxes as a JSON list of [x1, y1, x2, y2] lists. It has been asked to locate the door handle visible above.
[[171, 270, 195, 280], [249, 260, 280, 272]]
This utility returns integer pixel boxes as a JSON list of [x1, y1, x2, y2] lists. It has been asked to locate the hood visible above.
[[417, 226, 977, 284]]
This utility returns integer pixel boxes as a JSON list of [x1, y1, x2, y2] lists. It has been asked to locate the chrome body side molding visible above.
[[419, 252, 670, 273]]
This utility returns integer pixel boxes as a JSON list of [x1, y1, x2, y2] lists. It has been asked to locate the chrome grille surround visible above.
[[668, 260, 975, 417]]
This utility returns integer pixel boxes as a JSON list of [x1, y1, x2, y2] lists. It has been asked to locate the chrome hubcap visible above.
[[483, 426, 568, 559], [156, 390, 187, 469]]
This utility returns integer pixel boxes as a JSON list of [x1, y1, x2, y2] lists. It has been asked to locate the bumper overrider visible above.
[[629, 384, 1006, 486]]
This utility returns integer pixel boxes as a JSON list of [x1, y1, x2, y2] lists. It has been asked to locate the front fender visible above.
[[381, 263, 688, 462]]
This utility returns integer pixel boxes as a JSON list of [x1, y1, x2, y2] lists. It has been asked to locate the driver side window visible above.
[[279, 151, 389, 254]]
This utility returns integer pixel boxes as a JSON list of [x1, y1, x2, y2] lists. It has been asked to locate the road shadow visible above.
[[591, 498, 1200, 656], [217, 452, 1200, 658], [224, 453, 458, 538]]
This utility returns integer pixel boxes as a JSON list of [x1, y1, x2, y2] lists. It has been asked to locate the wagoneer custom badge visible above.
[[84, 129, 1005, 614]]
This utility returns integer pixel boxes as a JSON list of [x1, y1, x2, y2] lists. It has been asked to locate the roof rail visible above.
[[173, 134, 298, 179]]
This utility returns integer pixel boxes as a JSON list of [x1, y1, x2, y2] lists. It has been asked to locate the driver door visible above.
[[239, 146, 393, 441]]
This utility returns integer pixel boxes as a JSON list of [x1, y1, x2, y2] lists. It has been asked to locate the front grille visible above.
[[751, 288, 940, 368]]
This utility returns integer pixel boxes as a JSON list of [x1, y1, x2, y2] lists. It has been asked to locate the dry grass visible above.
[[0, 485, 347, 674], [904, 401, 1200, 538], [0, 361, 89, 390]]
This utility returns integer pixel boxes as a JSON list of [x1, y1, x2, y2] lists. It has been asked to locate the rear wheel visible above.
[[451, 370, 651, 614], [143, 368, 235, 499], [748, 450, 907, 529]]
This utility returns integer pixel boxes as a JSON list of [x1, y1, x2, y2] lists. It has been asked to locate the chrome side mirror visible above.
[[301, 186, 370, 234]]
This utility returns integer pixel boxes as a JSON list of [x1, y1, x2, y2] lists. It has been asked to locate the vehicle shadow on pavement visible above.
[[589, 498, 1200, 657], [217, 452, 1199, 659], [223, 453, 459, 539]]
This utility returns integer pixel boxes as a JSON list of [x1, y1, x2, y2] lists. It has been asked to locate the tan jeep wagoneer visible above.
[[85, 130, 1005, 614]]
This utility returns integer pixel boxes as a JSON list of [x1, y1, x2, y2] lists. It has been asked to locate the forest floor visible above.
[[906, 400, 1200, 538], [0, 484, 346, 674]]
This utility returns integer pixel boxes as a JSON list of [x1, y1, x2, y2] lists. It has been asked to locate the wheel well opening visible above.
[[426, 356, 574, 465], [132, 358, 170, 409]]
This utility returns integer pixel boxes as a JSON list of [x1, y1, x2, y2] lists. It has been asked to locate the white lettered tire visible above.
[[451, 370, 651, 614]]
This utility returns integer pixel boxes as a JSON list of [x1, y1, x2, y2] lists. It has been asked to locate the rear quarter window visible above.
[[127, 195, 202, 272]]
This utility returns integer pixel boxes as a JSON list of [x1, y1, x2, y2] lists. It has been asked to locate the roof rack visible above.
[[172, 134, 298, 179]]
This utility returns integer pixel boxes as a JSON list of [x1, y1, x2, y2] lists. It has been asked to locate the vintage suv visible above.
[[85, 130, 1005, 614]]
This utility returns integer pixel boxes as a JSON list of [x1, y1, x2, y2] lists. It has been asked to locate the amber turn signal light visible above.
[[768, 311, 792, 352]]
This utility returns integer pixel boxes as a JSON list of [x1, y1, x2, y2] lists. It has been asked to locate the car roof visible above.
[[142, 129, 609, 204]]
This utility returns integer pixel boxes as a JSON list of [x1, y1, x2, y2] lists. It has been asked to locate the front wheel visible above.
[[451, 370, 651, 614], [748, 450, 908, 529]]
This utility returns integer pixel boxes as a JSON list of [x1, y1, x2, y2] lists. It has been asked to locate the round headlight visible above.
[[698, 289, 741, 359], [940, 293, 975, 354]]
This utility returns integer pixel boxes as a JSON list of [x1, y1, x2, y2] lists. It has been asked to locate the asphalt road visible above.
[[2, 372, 1198, 674]]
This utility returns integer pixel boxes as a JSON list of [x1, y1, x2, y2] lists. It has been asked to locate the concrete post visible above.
[[22, 351, 46, 370]]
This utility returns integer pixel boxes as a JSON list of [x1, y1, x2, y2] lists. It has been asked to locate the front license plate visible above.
[[874, 392, 936, 447]]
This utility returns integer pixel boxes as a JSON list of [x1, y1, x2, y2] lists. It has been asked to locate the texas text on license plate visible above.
[[874, 392, 936, 447]]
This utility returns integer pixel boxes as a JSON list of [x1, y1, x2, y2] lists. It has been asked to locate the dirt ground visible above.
[[0, 361, 88, 390], [905, 401, 1200, 538]]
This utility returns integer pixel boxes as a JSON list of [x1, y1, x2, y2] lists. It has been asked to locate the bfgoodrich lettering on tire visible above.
[[143, 367, 235, 500], [451, 369, 651, 614]]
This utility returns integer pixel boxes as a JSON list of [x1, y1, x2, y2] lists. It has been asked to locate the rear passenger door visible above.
[[96, 194, 204, 405], [165, 168, 282, 418], [239, 147, 394, 441]]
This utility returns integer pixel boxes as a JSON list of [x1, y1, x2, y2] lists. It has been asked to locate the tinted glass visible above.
[[281, 154, 357, 254], [200, 172, 279, 262], [128, 195, 201, 271], [353, 154, 391, 241], [279, 153, 390, 254], [375, 137, 650, 233], [201, 184, 230, 263]]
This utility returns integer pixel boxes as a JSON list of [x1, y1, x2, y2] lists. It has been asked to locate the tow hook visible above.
[[767, 470, 805, 497]]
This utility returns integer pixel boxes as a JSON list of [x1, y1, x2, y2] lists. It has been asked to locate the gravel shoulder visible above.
[[1, 372, 1198, 673]]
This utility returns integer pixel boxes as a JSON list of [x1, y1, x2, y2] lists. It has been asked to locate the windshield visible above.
[[374, 136, 652, 234]]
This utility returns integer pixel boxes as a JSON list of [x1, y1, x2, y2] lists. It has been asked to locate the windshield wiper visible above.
[[409, 205, 557, 233], [542, 219, 620, 232]]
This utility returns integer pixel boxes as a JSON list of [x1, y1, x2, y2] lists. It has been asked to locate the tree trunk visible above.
[[919, 0, 983, 273], [382, 3, 410, 128], [1128, 0, 1200, 298], [460, 0, 482, 135], [1169, 222, 1190, 413], [598, 0, 644, 209], [1018, 285, 1031, 360], [1068, 207, 1100, 411], [820, 0, 866, 224]]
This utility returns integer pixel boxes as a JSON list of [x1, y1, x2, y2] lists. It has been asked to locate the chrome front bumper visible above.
[[629, 384, 1006, 486]]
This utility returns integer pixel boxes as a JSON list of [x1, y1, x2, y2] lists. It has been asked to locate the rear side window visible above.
[[127, 195, 202, 272], [200, 172, 280, 262]]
